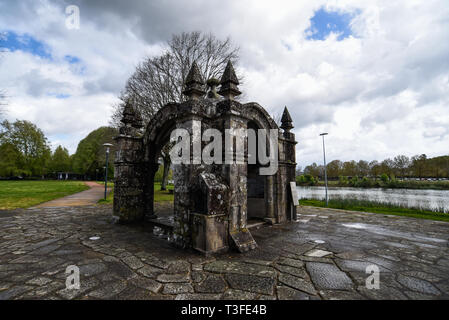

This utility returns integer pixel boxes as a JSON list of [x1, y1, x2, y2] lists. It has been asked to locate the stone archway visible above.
[[113, 61, 297, 255]]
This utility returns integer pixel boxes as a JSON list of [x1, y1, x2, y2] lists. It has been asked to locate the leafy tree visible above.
[[72, 127, 118, 179], [393, 155, 410, 178], [304, 163, 321, 178], [369, 160, 381, 180], [342, 160, 357, 177], [0, 142, 23, 177], [357, 160, 370, 177], [0, 120, 51, 177], [411, 154, 427, 179], [49, 145, 71, 172], [380, 173, 389, 183], [327, 160, 342, 178]]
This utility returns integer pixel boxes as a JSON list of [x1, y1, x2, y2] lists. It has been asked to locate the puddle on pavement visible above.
[[341, 223, 447, 244]]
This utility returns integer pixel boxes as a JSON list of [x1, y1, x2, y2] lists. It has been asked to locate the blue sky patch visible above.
[[306, 8, 357, 41], [47, 93, 71, 99], [0, 30, 52, 59], [64, 55, 81, 64]]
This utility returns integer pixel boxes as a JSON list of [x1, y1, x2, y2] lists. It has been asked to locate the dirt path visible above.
[[33, 181, 110, 208]]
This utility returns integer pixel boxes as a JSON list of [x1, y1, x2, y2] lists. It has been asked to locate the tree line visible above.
[[0, 119, 116, 179], [302, 154, 449, 180]]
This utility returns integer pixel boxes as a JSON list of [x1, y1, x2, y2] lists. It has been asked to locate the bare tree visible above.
[[111, 31, 240, 189]]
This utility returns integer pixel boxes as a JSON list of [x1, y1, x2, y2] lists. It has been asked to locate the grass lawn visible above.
[[98, 182, 174, 204], [299, 198, 449, 222], [0, 180, 90, 210]]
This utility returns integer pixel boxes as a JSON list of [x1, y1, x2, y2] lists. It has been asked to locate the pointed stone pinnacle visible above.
[[218, 60, 241, 100], [183, 61, 206, 99], [281, 106, 293, 131]]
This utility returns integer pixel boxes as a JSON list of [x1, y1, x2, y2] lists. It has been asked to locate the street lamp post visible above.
[[320, 133, 329, 206], [103, 143, 113, 200]]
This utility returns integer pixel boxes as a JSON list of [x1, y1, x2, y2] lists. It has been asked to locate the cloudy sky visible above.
[[1, 0, 448, 169]]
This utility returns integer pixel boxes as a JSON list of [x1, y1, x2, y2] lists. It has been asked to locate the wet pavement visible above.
[[0, 204, 448, 300]]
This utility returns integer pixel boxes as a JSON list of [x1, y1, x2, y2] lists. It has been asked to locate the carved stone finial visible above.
[[120, 100, 142, 135], [218, 60, 241, 100], [206, 78, 220, 99], [183, 61, 205, 100], [280, 106, 293, 132]]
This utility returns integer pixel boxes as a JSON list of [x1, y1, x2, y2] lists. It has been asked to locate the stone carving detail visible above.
[[113, 61, 297, 255]]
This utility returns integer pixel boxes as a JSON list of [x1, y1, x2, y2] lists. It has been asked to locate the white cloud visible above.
[[0, 0, 448, 168]]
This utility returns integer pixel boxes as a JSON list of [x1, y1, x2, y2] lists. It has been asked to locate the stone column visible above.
[[265, 175, 275, 224], [113, 134, 145, 223]]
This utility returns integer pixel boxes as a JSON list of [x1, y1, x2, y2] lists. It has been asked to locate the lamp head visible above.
[[319, 133, 328, 136]]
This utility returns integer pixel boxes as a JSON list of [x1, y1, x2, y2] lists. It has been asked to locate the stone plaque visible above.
[[290, 182, 299, 206]]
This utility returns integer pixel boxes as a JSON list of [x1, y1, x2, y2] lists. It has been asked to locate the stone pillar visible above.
[[112, 100, 145, 223], [279, 107, 297, 221], [172, 116, 203, 248], [265, 175, 275, 224], [113, 134, 145, 223]]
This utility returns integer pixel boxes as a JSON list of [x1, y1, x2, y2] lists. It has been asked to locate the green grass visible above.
[[98, 182, 174, 205], [299, 198, 449, 222], [0, 180, 90, 210]]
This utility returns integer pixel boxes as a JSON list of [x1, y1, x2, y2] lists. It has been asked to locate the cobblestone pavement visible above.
[[1, 204, 448, 300]]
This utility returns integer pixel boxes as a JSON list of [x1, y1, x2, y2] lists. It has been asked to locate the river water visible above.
[[297, 186, 449, 212]]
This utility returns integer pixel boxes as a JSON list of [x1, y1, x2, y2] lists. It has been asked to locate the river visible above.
[[297, 186, 449, 212]]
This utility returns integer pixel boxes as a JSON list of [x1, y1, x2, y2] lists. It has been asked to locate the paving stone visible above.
[[137, 265, 164, 278], [113, 285, 153, 300], [305, 249, 333, 258], [167, 260, 190, 274], [276, 286, 315, 300], [106, 261, 136, 280], [56, 277, 99, 300], [277, 257, 305, 268], [222, 289, 258, 300], [204, 261, 276, 278], [319, 290, 366, 300], [0, 282, 14, 291], [191, 271, 205, 283], [87, 281, 127, 299], [191, 264, 203, 271], [20, 281, 65, 298], [356, 285, 408, 300], [130, 277, 162, 293], [396, 275, 440, 295], [335, 259, 390, 273], [121, 256, 144, 270], [195, 274, 227, 293], [157, 273, 190, 283], [162, 283, 194, 294], [226, 274, 275, 295], [306, 262, 353, 291], [79, 263, 107, 277], [274, 264, 307, 278], [175, 293, 222, 300], [26, 277, 52, 286], [278, 274, 317, 295], [0, 285, 34, 300]]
